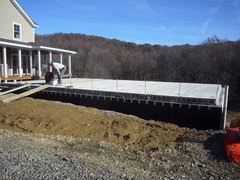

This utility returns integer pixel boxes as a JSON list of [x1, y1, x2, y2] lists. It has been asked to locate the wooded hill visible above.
[[36, 33, 240, 108]]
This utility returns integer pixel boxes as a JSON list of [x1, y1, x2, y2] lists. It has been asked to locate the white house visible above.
[[0, 0, 76, 81]]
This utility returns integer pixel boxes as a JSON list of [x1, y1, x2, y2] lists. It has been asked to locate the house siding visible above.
[[0, 0, 35, 43]]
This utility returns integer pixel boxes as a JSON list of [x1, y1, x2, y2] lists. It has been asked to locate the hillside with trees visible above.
[[36, 33, 240, 108]]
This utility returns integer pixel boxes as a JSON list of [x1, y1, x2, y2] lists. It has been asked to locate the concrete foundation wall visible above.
[[0, 83, 228, 130]]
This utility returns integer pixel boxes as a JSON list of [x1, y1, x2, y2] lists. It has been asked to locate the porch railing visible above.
[[7, 66, 36, 76]]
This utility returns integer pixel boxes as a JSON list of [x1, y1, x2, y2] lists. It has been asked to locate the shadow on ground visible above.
[[203, 133, 228, 162]]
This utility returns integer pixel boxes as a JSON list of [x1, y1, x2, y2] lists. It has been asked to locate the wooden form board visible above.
[[0, 75, 71, 81], [0, 76, 45, 81], [1, 85, 51, 103], [0, 93, 14, 101], [0, 84, 31, 96], [0, 76, 33, 81]]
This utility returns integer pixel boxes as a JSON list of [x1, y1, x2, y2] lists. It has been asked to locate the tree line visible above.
[[36, 34, 240, 108]]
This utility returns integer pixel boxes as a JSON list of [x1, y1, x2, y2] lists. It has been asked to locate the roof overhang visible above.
[[0, 40, 77, 55], [0, 40, 32, 49], [36, 46, 77, 54], [10, 0, 38, 28]]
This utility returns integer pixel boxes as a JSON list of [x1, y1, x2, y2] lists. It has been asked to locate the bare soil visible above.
[[228, 111, 240, 128], [0, 97, 194, 150], [0, 97, 238, 149], [0, 98, 239, 179]]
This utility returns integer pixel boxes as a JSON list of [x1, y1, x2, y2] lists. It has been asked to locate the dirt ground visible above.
[[0, 97, 239, 179], [0, 97, 212, 150], [0, 97, 239, 149], [228, 111, 240, 128]]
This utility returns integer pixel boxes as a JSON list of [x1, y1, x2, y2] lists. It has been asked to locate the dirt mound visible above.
[[0, 98, 207, 149], [228, 111, 240, 128]]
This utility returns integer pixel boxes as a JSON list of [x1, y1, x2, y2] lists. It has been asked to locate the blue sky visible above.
[[19, 0, 240, 45]]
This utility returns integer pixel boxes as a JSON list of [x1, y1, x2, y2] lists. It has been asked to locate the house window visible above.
[[13, 23, 21, 40]]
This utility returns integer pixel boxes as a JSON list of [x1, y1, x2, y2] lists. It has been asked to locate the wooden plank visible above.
[[0, 76, 32, 81], [0, 76, 45, 81], [0, 84, 31, 96], [1, 85, 51, 103], [0, 93, 15, 101]]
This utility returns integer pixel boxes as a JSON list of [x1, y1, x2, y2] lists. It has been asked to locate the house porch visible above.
[[0, 41, 76, 82]]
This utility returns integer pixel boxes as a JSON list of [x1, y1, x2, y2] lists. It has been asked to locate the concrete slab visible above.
[[14, 78, 222, 101]]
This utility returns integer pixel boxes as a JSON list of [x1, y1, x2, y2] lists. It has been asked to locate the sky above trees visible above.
[[19, 0, 240, 45]]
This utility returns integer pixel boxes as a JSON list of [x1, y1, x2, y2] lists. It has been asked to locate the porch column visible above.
[[49, 51, 52, 72], [3, 47, 7, 78], [18, 49, 22, 77], [60, 53, 63, 64], [38, 50, 42, 77], [68, 54, 72, 75], [29, 50, 33, 76]]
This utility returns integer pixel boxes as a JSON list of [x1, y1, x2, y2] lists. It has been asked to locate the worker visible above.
[[48, 61, 66, 84]]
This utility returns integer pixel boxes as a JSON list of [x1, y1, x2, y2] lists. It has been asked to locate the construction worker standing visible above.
[[48, 61, 66, 84]]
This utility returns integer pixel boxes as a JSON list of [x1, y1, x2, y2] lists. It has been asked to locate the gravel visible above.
[[0, 130, 124, 180], [0, 129, 239, 179]]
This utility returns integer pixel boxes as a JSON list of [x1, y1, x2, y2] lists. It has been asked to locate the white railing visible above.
[[7, 66, 36, 76], [0, 64, 4, 77]]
